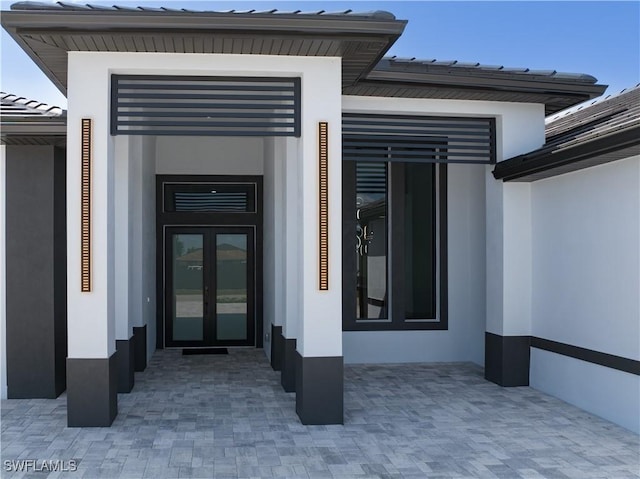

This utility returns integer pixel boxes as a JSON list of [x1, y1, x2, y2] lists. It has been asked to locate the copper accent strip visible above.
[[81, 118, 92, 292], [318, 122, 329, 291]]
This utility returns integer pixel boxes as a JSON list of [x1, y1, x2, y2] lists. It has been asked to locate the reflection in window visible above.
[[216, 234, 248, 341], [356, 162, 387, 319], [173, 234, 204, 341]]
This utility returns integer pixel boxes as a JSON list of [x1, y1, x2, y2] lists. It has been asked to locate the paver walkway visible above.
[[1, 349, 638, 478]]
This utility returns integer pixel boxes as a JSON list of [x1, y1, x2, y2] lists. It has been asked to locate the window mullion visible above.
[[390, 162, 405, 327]]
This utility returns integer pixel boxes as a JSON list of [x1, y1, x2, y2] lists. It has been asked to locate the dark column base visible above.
[[295, 352, 343, 425], [67, 354, 118, 427], [116, 338, 135, 393], [280, 336, 296, 392], [133, 325, 147, 372], [485, 332, 530, 387], [270, 325, 283, 371]]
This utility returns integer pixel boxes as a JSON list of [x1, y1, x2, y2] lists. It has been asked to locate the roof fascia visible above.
[[492, 126, 640, 181], [1, 120, 67, 135], [1, 10, 407, 36], [365, 70, 607, 97]]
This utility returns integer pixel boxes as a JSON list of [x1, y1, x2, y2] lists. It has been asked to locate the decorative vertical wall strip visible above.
[[318, 122, 329, 290], [80, 118, 92, 292]]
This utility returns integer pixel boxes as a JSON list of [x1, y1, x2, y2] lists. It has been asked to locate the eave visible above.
[[1, 7, 407, 93], [492, 126, 640, 182]]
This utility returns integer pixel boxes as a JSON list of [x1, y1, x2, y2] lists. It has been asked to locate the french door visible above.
[[164, 226, 255, 347]]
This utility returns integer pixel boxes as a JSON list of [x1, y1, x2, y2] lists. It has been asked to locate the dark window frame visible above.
[[343, 159, 448, 331]]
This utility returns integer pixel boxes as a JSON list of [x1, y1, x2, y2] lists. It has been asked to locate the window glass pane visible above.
[[173, 234, 204, 341], [405, 163, 436, 318], [216, 234, 248, 340], [356, 162, 388, 319]]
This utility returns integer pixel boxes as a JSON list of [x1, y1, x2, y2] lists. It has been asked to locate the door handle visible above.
[[204, 286, 209, 316]]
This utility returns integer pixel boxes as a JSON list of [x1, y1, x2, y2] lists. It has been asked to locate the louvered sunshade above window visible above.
[[343, 113, 496, 164], [111, 75, 301, 137]]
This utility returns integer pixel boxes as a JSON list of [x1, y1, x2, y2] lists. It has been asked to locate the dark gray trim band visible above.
[[132, 325, 147, 372], [484, 332, 530, 387], [67, 354, 118, 427], [270, 325, 283, 371], [531, 337, 640, 376], [280, 337, 297, 392], [295, 352, 343, 425], [115, 338, 135, 393]]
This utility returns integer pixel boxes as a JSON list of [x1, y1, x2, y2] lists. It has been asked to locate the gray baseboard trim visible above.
[[67, 354, 118, 427], [280, 336, 296, 392], [115, 338, 135, 393], [133, 325, 147, 372], [531, 336, 640, 376], [484, 332, 530, 387], [270, 325, 283, 371], [295, 352, 344, 425]]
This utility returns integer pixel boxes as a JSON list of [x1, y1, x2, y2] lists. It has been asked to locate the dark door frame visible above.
[[164, 226, 256, 348], [156, 175, 263, 350]]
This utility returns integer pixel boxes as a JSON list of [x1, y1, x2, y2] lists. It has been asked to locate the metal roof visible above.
[[1, 2, 608, 117], [493, 84, 640, 181], [344, 56, 606, 115], [10, 2, 396, 18], [1, 92, 66, 145], [1, 92, 64, 117], [1, 2, 406, 92]]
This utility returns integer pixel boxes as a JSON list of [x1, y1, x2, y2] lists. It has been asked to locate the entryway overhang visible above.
[[1, 1, 407, 94]]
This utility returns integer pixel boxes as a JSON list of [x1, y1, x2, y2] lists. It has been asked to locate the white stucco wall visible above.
[[529, 155, 640, 433], [155, 136, 264, 175], [0, 145, 7, 398]]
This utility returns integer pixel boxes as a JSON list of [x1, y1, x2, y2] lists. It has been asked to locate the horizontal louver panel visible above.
[[112, 75, 300, 137], [356, 162, 386, 194], [343, 113, 495, 164], [174, 192, 248, 212]]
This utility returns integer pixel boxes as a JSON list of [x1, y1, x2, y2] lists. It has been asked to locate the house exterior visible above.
[[0, 2, 637, 432]]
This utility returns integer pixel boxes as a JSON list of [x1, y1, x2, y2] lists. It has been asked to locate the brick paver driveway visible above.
[[2, 349, 638, 478]]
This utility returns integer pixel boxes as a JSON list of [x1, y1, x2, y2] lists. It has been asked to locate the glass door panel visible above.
[[215, 234, 248, 341], [165, 227, 254, 347], [172, 233, 205, 341]]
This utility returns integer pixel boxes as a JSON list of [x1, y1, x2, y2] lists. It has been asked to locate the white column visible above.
[[296, 60, 343, 358], [67, 54, 116, 360], [128, 136, 144, 330], [65, 53, 118, 425], [283, 137, 300, 341], [272, 138, 287, 329], [114, 136, 131, 341], [484, 108, 541, 386]]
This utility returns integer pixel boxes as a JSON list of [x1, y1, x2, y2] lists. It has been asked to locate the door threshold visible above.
[[182, 348, 229, 355]]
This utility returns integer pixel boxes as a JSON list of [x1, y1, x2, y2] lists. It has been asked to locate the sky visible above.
[[1, 1, 638, 112]]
